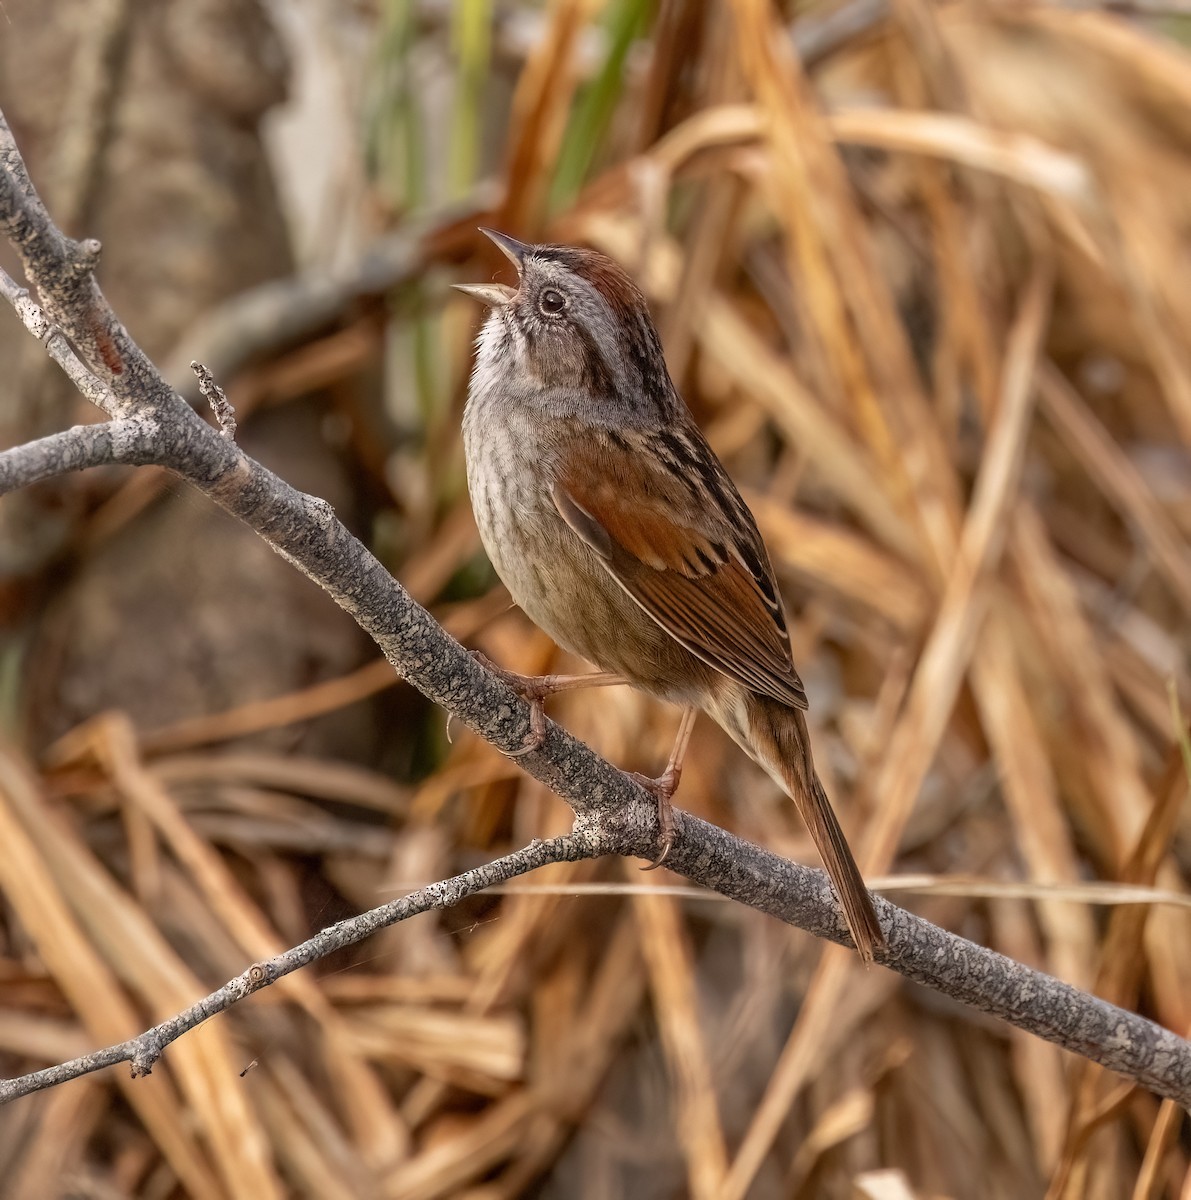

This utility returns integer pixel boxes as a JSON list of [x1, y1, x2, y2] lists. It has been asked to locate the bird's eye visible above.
[[538, 288, 567, 317]]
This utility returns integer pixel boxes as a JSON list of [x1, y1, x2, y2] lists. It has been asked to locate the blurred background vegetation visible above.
[[0, 0, 1190, 1196]]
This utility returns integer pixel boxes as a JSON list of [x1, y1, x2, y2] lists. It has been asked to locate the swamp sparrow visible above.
[[456, 230, 884, 961]]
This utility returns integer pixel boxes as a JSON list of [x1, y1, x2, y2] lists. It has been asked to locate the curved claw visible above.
[[640, 841, 672, 872]]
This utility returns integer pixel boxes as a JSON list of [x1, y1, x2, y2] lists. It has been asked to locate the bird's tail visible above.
[[740, 693, 885, 962]]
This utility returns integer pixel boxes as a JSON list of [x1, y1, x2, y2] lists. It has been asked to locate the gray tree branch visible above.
[[1, 106, 1189, 1111], [0, 833, 603, 1103], [0, 418, 161, 492], [0, 266, 123, 415]]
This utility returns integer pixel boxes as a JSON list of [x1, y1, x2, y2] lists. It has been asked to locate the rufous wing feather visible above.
[[551, 431, 807, 710]]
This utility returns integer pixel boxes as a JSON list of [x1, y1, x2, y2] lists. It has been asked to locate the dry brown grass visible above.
[[2, 2, 1191, 1197]]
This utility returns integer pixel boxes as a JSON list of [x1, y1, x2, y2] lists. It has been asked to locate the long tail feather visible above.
[[743, 695, 885, 961]]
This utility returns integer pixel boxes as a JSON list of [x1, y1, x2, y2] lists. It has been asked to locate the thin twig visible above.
[[0, 115, 176, 420], [0, 832, 602, 1103], [190, 360, 237, 440], [0, 265, 122, 416]]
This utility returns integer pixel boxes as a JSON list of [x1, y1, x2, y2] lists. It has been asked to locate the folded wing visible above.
[[552, 429, 808, 710]]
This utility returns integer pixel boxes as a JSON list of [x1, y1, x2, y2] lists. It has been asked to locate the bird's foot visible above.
[[629, 764, 682, 870], [469, 651, 553, 756], [469, 653, 625, 758]]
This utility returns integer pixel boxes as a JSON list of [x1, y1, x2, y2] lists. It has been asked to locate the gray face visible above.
[[465, 242, 680, 429], [499, 256, 630, 395]]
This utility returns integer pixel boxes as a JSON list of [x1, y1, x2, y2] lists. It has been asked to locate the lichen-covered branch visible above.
[[0, 418, 161, 493]]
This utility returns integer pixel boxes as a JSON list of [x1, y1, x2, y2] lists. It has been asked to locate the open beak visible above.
[[453, 228, 531, 307], [479, 227, 530, 270], [452, 282, 516, 307]]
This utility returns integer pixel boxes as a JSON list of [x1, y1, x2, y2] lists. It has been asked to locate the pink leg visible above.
[[632, 706, 698, 870], [470, 651, 625, 756]]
